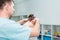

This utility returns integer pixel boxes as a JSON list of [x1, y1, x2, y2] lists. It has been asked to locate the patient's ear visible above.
[[31, 19, 36, 25]]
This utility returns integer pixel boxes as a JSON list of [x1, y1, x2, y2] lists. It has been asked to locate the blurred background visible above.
[[12, 0, 60, 25], [11, 0, 60, 40]]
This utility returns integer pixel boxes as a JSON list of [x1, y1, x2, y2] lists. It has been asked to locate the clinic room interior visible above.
[[10, 0, 60, 40]]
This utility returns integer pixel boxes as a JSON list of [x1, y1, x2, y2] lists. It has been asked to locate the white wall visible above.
[[14, 0, 60, 25]]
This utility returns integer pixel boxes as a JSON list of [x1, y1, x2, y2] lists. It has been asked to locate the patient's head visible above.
[[28, 14, 35, 21]]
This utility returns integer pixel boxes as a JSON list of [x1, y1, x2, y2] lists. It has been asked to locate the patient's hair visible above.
[[28, 14, 35, 18], [28, 14, 35, 21]]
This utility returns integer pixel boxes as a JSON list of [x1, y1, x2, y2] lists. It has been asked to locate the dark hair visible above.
[[28, 14, 35, 21], [0, 0, 13, 9], [28, 14, 35, 18]]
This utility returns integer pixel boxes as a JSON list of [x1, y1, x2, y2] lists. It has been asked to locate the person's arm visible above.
[[18, 19, 28, 25], [30, 18, 40, 37], [18, 18, 40, 37]]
